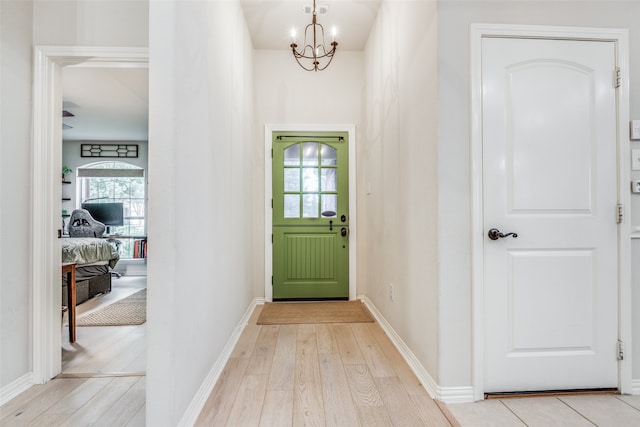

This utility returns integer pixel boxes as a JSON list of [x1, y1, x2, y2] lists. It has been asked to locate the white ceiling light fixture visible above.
[[290, 0, 337, 71]]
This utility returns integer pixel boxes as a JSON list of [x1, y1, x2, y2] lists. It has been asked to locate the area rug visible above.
[[257, 300, 374, 325], [77, 289, 146, 326]]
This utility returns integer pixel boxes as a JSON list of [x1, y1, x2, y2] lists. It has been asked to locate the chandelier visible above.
[[290, 0, 338, 71]]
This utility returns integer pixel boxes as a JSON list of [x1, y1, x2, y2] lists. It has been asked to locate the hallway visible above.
[[4, 302, 640, 426], [195, 304, 452, 426]]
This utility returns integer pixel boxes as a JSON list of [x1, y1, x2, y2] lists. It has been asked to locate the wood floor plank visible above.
[[410, 393, 454, 426], [194, 357, 250, 426], [298, 323, 316, 334], [98, 327, 146, 373], [1, 381, 66, 424], [316, 323, 339, 354], [62, 325, 143, 374], [93, 377, 146, 427], [0, 378, 86, 426], [293, 331, 325, 427], [367, 322, 425, 395], [247, 325, 279, 375], [351, 323, 395, 377], [225, 374, 269, 426], [28, 377, 113, 427], [230, 325, 261, 359], [319, 353, 360, 427], [333, 324, 366, 365], [125, 401, 146, 427], [57, 376, 139, 427], [355, 406, 394, 426], [343, 364, 384, 407], [267, 324, 297, 391], [259, 389, 293, 427], [375, 376, 431, 426]]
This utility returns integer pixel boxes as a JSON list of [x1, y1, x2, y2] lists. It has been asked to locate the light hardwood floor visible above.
[[194, 305, 454, 426], [6, 298, 640, 426], [0, 276, 147, 427], [61, 276, 146, 375]]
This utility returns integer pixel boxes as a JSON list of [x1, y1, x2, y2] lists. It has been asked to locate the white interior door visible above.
[[482, 37, 619, 392]]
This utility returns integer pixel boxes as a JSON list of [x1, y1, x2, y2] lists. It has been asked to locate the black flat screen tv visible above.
[[81, 202, 124, 227]]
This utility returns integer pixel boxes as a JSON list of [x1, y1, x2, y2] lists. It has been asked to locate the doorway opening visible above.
[[32, 46, 149, 383]]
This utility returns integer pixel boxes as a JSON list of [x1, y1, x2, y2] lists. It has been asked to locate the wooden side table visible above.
[[62, 262, 77, 343]]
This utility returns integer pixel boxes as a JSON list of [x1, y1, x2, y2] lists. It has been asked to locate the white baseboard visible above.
[[177, 298, 261, 426], [0, 372, 33, 407], [359, 295, 475, 404], [631, 379, 640, 395]]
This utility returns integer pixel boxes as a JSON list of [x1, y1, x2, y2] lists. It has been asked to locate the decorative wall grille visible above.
[[81, 144, 139, 158]]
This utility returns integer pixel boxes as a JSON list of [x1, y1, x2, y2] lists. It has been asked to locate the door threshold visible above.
[[55, 372, 146, 379], [485, 388, 617, 399]]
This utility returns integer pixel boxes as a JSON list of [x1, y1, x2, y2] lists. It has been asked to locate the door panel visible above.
[[273, 132, 349, 299], [482, 38, 618, 392]]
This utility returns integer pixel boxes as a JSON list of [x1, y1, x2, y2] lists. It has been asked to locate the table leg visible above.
[[64, 266, 76, 343]]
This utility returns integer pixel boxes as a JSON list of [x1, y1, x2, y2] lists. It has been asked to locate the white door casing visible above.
[[32, 46, 148, 383], [470, 25, 631, 399]]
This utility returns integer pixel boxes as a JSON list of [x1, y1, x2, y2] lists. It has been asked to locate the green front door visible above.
[[272, 132, 349, 300]]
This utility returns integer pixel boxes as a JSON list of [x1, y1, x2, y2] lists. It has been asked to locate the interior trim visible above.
[[360, 295, 475, 404], [177, 297, 261, 426], [31, 46, 149, 383]]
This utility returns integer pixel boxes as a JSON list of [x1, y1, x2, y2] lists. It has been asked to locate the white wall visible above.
[[0, 0, 34, 392], [437, 0, 640, 388], [363, 0, 440, 381], [252, 49, 365, 297], [147, 1, 256, 425], [0, 0, 148, 401], [33, 0, 148, 46]]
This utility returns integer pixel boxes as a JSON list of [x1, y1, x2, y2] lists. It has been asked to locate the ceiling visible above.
[[61, 1, 380, 142], [241, 0, 381, 51], [62, 66, 149, 141]]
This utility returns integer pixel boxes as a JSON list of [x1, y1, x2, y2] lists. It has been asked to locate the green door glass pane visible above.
[[321, 144, 337, 165], [302, 168, 319, 192], [284, 194, 300, 218], [303, 194, 319, 218], [321, 168, 337, 191], [302, 142, 319, 166], [284, 169, 300, 192], [321, 194, 337, 217], [284, 144, 300, 166]]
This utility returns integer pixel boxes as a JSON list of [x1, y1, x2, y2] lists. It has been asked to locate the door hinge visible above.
[[617, 203, 623, 224], [617, 340, 624, 361], [271, 276, 273, 286], [615, 67, 622, 88], [271, 148, 273, 158]]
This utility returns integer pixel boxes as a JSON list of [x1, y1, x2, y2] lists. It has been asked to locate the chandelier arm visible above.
[[289, 0, 337, 71]]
